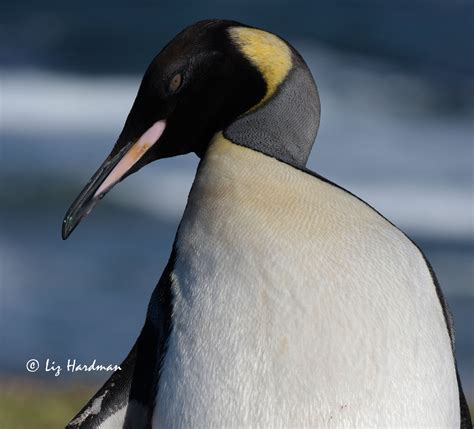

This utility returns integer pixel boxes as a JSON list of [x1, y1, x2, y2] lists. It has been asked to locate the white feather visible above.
[[97, 406, 127, 429], [153, 134, 459, 428]]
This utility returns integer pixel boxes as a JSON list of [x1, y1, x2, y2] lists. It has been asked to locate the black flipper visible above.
[[423, 260, 472, 429], [423, 258, 472, 428], [66, 251, 175, 429], [65, 341, 137, 428], [458, 369, 473, 429]]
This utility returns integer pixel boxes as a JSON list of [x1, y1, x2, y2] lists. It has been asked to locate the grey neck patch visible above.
[[224, 54, 320, 168]]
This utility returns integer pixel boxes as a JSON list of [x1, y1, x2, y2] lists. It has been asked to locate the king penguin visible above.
[[62, 20, 472, 428]]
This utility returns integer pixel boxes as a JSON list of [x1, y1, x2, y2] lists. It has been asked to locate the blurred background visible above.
[[1, 1, 473, 427]]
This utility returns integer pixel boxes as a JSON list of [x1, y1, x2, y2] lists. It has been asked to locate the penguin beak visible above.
[[62, 120, 166, 240]]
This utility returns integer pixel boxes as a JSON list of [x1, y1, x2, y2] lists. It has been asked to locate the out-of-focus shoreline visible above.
[[0, 377, 97, 429]]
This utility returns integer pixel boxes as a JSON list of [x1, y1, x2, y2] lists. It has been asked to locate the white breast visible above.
[[153, 135, 459, 428]]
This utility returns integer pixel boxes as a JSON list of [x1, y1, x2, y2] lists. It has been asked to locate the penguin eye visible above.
[[169, 73, 182, 92]]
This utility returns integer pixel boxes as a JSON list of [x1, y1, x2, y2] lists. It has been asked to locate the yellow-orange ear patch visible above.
[[229, 27, 292, 108]]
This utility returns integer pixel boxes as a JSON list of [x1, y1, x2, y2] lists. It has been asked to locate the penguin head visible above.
[[62, 19, 320, 239]]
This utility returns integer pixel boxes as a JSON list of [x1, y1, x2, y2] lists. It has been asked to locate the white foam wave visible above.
[[1, 71, 139, 135]]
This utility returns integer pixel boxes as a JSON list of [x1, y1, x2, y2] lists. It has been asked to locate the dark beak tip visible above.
[[61, 141, 133, 242], [61, 194, 100, 241], [62, 213, 78, 240], [61, 228, 69, 241], [61, 220, 71, 240]]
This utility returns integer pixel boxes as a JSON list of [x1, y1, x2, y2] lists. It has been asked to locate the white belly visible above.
[[153, 135, 459, 428]]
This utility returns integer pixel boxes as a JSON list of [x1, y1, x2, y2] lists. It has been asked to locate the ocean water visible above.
[[1, 42, 473, 397]]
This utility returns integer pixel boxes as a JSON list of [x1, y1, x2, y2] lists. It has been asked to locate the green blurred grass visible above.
[[0, 378, 96, 429]]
